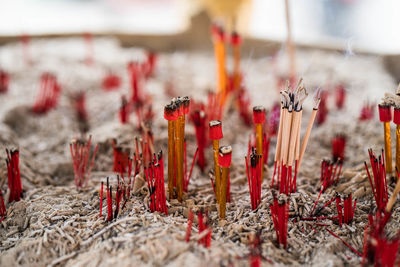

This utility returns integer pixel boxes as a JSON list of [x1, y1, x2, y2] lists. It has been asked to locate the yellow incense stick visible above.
[[168, 120, 175, 199], [396, 125, 400, 172], [384, 121, 393, 174], [213, 139, 221, 202]]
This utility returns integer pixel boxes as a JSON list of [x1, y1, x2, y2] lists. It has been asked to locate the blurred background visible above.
[[0, 0, 399, 54]]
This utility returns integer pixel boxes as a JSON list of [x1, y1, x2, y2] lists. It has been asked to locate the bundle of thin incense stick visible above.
[[164, 96, 190, 202], [271, 79, 321, 195]]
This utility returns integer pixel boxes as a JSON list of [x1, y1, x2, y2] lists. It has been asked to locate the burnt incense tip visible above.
[[378, 103, 392, 122], [230, 31, 242, 45], [252, 106, 266, 124], [172, 97, 184, 116], [209, 120, 223, 140], [182, 96, 190, 114], [218, 146, 232, 167], [313, 88, 322, 110], [164, 103, 178, 121], [211, 24, 224, 41]]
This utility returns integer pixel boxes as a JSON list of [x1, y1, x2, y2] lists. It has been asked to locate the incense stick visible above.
[[218, 145, 232, 219], [210, 120, 223, 202], [298, 88, 321, 168]]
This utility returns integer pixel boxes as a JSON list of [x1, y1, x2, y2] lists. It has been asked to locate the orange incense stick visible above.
[[231, 32, 242, 93], [378, 104, 393, 175], [164, 103, 178, 199], [212, 25, 227, 106], [175, 98, 185, 201], [253, 106, 266, 181], [210, 120, 223, 202]]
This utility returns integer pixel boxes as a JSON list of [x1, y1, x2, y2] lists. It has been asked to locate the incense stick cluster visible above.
[[269, 195, 289, 248], [100, 177, 123, 221], [359, 101, 375, 121], [268, 102, 281, 136], [32, 72, 61, 114], [335, 193, 356, 226], [189, 105, 207, 172], [144, 151, 168, 214], [362, 211, 399, 266], [6, 149, 22, 202], [185, 209, 212, 247], [102, 72, 121, 91], [164, 96, 198, 201], [69, 136, 98, 188], [316, 90, 328, 126], [111, 139, 130, 173], [361, 151, 400, 265], [320, 159, 343, 192], [335, 84, 346, 110], [0, 190, 6, 222], [272, 80, 321, 195], [332, 134, 346, 162], [126, 56, 156, 128], [364, 149, 388, 211], [119, 95, 129, 124], [245, 148, 262, 210], [0, 68, 9, 93], [247, 231, 273, 266]]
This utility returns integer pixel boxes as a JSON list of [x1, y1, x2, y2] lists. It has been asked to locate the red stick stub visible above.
[[164, 103, 178, 121], [218, 146, 232, 167], [253, 106, 266, 124], [209, 120, 223, 140], [394, 107, 400, 125], [182, 96, 190, 114], [211, 24, 225, 42], [230, 32, 242, 46], [378, 104, 392, 122], [0, 69, 9, 93]]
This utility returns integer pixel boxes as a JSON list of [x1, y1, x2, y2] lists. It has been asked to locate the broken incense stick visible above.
[[218, 145, 232, 219]]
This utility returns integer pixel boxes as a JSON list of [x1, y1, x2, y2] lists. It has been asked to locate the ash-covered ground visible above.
[[0, 38, 398, 266]]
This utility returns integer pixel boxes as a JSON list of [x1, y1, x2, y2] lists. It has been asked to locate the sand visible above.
[[0, 37, 399, 266]]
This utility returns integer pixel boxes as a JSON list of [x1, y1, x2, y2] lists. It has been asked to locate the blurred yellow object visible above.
[[202, 0, 250, 29]]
